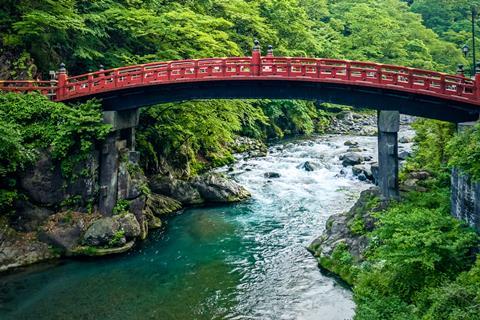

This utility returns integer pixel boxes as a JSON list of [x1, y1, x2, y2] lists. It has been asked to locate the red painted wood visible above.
[[1, 56, 479, 107]]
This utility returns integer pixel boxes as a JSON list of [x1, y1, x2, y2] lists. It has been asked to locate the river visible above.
[[0, 134, 378, 320]]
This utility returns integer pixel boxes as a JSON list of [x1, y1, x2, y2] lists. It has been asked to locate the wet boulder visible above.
[[297, 161, 317, 172], [340, 153, 364, 167], [352, 165, 373, 181], [82, 213, 140, 247], [344, 140, 358, 147], [149, 175, 203, 205], [264, 172, 281, 178], [192, 173, 251, 203]]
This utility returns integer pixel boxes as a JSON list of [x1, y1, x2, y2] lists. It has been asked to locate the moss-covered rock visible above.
[[308, 187, 385, 283]]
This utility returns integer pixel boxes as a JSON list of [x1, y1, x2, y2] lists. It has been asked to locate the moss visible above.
[[326, 217, 334, 231], [108, 230, 126, 247], [349, 216, 366, 235], [112, 199, 130, 216], [318, 242, 359, 286]]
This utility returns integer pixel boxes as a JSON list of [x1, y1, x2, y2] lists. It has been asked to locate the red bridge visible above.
[[1, 45, 480, 123]]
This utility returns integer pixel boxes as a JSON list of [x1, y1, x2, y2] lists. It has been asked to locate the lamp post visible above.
[[472, 6, 478, 76]]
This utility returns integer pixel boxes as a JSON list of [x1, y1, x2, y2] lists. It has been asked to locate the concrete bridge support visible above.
[[99, 109, 140, 215], [377, 110, 400, 201]]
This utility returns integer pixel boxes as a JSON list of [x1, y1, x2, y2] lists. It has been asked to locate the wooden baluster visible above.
[[376, 65, 382, 84], [440, 75, 446, 94]]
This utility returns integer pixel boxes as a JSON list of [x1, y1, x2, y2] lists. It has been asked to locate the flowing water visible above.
[[0, 134, 379, 320]]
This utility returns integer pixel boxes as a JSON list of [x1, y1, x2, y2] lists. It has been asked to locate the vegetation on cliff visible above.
[[311, 116, 480, 319], [0, 92, 110, 214]]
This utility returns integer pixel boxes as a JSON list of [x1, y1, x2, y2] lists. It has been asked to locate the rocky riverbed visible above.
[[0, 111, 415, 274]]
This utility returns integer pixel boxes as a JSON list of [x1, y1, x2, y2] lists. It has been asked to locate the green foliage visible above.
[[351, 188, 479, 320], [320, 242, 360, 286], [109, 230, 126, 247], [402, 119, 455, 186], [0, 92, 109, 214], [112, 199, 130, 216], [447, 123, 480, 181]]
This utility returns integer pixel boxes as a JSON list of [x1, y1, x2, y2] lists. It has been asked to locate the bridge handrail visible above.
[[1, 55, 479, 104]]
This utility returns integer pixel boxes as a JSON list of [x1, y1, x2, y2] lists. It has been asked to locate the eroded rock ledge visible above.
[[1, 167, 250, 272], [307, 187, 385, 284]]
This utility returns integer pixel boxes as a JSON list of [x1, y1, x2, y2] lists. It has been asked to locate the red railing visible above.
[[1, 56, 479, 106], [0, 80, 57, 97]]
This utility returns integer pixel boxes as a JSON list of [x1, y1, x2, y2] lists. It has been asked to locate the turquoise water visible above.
[[0, 135, 377, 320]]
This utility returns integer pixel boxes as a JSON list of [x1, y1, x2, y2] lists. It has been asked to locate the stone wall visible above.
[[451, 168, 480, 232]]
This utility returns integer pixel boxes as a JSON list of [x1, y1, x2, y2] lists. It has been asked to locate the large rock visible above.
[[12, 200, 54, 232], [145, 193, 182, 217], [65, 151, 100, 209], [264, 172, 281, 178], [340, 152, 364, 167], [83, 217, 119, 247], [308, 188, 385, 271], [117, 158, 148, 201], [192, 173, 251, 203], [352, 165, 373, 181], [38, 212, 95, 252], [117, 213, 141, 239], [297, 161, 317, 172], [19, 151, 65, 206], [149, 175, 203, 205], [398, 150, 411, 160], [82, 213, 140, 248]]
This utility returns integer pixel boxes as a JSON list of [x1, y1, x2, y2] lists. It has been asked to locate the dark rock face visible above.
[[371, 163, 379, 184], [19, 152, 65, 206], [38, 212, 90, 252], [451, 169, 480, 232], [149, 175, 203, 205], [145, 194, 182, 217], [264, 172, 281, 178], [0, 229, 56, 272], [192, 173, 251, 203], [12, 200, 54, 232], [308, 188, 384, 265], [117, 160, 147, 201]]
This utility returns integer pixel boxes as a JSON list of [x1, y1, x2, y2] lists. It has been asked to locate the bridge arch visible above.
[[2, 44, 480, 213]]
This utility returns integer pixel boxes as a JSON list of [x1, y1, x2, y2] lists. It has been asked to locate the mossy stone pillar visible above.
[[99, 109, 140, 215], [377, 110, 400, 201]]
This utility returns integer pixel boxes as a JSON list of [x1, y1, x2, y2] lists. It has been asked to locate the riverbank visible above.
[[1, 128, 376, 319], [0, 109, 412, 273], [307, 125, 480, 319]]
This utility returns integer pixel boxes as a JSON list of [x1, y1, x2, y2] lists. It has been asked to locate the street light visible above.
[[463, 44, 470, 58], [471, 6, 478, 75]]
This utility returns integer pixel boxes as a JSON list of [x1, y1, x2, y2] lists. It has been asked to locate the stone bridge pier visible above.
[[97, 109, 401, 213], [99, 109, 140, 215], [377, 110, 400, 201]]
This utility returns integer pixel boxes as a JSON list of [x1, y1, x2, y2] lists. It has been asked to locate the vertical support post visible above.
[[473, 7, 477, 77], [252, 39, 261, 76], [377, 110, 400, 201], [98, 109, 140, 216], [99, 130, 120, 215], [476, 68, 480, 100], [57, 63, 67, 100]]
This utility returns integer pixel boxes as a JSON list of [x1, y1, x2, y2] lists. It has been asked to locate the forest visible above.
[[2, 0, 480, 319]]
